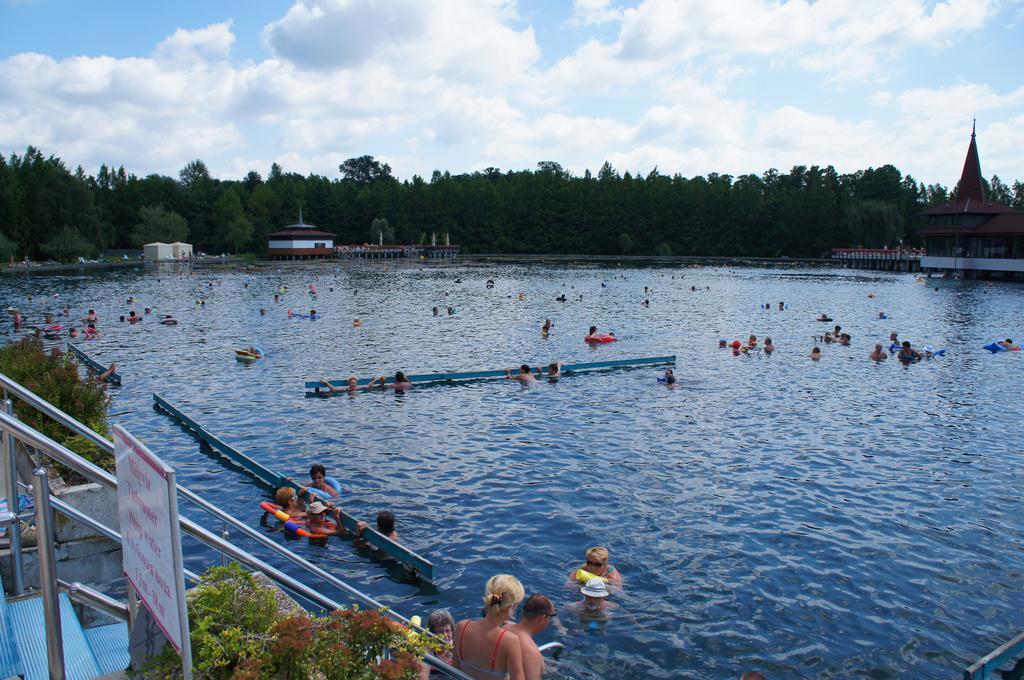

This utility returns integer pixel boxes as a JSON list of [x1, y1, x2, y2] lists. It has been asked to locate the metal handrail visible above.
[[0, 375, 468, 678], [59, 580, 129, 621], [33, 467, 65, 678], [44, 493, 201, 584]]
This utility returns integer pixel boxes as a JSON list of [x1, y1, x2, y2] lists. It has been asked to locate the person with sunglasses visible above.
[[568, 546, 622, 587], [507, 594, 556, 680]]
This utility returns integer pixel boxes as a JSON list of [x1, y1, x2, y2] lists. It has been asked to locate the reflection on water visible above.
[[1, 262, 1022, 678]]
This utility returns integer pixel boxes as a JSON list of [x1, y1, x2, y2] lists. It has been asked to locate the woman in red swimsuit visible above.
[[453, 574, 525, 680]]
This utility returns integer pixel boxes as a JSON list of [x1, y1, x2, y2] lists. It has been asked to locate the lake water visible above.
[[1, 261, 1021, 679]]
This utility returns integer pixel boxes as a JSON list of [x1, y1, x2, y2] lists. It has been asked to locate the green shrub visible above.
[[148, 563, 446, 679], [0, 337, 112, 474]]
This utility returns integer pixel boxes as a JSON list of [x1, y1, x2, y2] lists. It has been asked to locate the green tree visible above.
[[130, 205, 188, 246], [0, 232, 17, 262], [846, 200, 903, 247], [41, 226, 94, 261], [222, 215, 253, 253], [339, 155, 393, 186], [370, 216, 393, 244]]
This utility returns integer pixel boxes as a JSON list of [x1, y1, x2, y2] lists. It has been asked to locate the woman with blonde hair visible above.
[[453, 574, 525, 680], [568, 546, 623, 587]]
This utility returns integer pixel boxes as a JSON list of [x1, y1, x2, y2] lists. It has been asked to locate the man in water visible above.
[[546, 362, 561, 380], [568, 578, 618, 629], [506, 365, 536, 384], [897, 341, 922, 364], [306, 501, 348, 538], [869, 344, 888, 361], [810, 346, 822, 361], [508, 595, 556, 680]]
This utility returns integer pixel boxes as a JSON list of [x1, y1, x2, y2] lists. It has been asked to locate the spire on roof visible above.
[[956, 122, 985, 204], [298, 204, 305, 226]]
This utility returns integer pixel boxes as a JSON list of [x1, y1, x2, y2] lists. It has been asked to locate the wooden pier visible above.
[[830, 248, 923, 272]]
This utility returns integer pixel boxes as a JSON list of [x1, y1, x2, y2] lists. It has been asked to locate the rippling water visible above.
[[2, 261, 1022, 678]]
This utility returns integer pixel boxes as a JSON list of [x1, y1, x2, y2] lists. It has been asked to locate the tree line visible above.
[[1, 146, 1022, 262]]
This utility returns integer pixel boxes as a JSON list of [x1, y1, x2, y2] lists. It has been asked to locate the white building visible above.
[[267, 211, 335, 260], [170, 242, 193, 259], [143, 242, 173, 260]]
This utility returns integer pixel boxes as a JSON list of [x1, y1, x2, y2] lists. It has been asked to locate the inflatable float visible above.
[[304, 476, 342, 501], [984, 342, 1020, 353], [574, 568, 609, 584], [585, 334, 617, 343], [259, 501, 336, 539], [235, 347, 265, 363]]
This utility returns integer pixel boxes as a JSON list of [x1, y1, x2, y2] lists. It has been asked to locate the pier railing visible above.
[[0, 372, 470, 678], [830, 248, 924, 260]]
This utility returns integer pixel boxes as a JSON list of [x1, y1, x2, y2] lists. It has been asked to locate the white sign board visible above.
[[113, 425, 192, 677]]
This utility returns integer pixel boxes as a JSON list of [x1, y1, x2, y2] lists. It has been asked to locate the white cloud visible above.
[[568, 0, 622, 26], [0, 0, 1019, 189], [154, 21, 235, 64], [262, 0, 539, 90]]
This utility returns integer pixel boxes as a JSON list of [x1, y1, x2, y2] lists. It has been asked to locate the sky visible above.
[[1, 0, 1022, 188]]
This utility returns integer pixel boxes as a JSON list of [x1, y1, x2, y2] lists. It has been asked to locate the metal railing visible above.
[[0, 373, 469, 679]]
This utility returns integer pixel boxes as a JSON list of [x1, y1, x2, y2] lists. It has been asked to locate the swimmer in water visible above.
[[355, 510, 399, 546], [82, 309, 98, 323], [546, 362, 561, 380], [838, 333, 851, 346], [273, 487, 306, 519], [869, 344, 888, 361], [810, 346, 822, 361], [897, 341, 922, 364], [505, 365, 537, 384], [998, 338, 1017, 350], [763, 337, 775, 354], [542, 319, 552, 336], [288, 464, 341, 500], [569, 546, 622, 587], [661, 368, 676, 386], [368, 371, 413, 390], [161, 315, 178, 325], [305, 502, 348, 538], [321, 375, 363, 394], [127, 310, 142, 323], [746, 334, 758, 349]]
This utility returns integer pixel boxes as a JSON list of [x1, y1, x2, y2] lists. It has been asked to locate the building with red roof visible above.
[[266, 210, 335, 260], [919, 125, 1024, 278]]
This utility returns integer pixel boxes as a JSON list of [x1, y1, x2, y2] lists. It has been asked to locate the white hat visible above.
[[580, 578, 609, 598], [307, 501, 329, 515]]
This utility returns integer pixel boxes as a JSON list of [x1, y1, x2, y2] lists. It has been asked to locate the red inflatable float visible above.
[[259, 501, 336, 538], [585, 334, 617, 343]]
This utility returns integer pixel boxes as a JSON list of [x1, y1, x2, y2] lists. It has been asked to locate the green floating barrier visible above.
[[152, 393, 435, 581], [307, 355, 676, 394]]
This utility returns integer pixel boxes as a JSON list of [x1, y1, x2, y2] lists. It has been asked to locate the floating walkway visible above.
[[307, 355, 676, 396], [152, 394, 435, 581], [67, 343, 121, 386]]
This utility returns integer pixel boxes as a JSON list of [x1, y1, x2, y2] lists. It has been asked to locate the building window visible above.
[[315, 242, 325, 249]]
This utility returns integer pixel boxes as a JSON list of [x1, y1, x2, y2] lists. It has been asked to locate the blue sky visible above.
[[1, 0, 1022, 187]]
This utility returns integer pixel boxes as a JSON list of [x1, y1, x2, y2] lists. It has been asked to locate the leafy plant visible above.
[[147, 563, 447, 679], [0, 337, 113, 474]]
